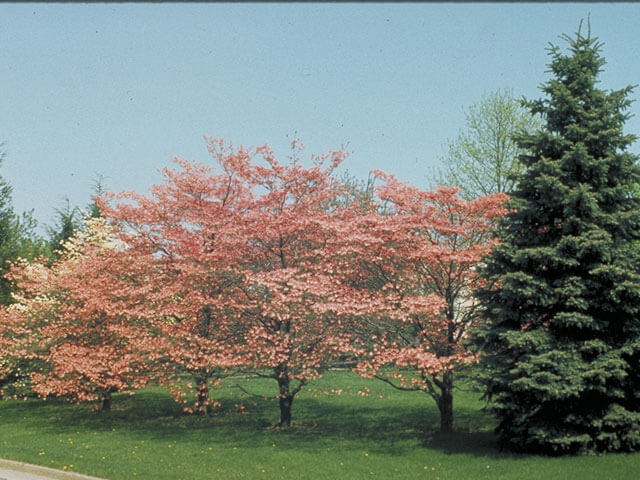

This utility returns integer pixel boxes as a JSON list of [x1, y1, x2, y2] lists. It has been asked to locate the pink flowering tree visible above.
[[334, 173, 508, 432], [102, 138, 353, 424], [3, 217, 155, 410]]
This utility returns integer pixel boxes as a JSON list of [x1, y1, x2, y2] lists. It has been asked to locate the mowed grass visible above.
[[0, 371, 638, 479]]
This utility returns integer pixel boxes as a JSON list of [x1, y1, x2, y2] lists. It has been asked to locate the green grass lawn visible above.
[[0, 371, 638, 479]]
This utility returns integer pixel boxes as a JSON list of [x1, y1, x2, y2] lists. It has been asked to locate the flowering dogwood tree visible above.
[[102, 139, 352, 424], [4, 217, 153, 410], [335, 174, 507, 432], [232, 141, 354, 426], [99, 143, 256, 413]]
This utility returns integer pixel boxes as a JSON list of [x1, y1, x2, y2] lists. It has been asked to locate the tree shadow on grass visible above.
[[424, 431, 499, 455], [1, 391, 496, 455], [0, 386, 509, 458]]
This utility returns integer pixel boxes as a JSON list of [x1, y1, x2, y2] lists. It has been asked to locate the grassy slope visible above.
[[0, 371, 638, 480]]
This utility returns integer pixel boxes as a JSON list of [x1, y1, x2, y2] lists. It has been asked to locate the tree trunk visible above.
[[437, 372, 453, 433], [279, 392, 293, 427], [101, 393, 111, 411], [277, 372, 293, 427]]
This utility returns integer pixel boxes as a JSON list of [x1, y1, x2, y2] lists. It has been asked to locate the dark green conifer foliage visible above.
[[47, 198, 81, 256], [476, 25, 640, 454]]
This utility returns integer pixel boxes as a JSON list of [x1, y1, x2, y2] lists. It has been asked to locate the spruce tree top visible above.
[[512, 26, 640, 248]]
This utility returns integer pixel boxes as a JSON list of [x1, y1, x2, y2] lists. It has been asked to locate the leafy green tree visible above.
[[436, 89, 543, 199], [476, 26, 640, 454]]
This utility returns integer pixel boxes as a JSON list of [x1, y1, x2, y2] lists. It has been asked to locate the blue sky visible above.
[[2, 3, 640, 233]]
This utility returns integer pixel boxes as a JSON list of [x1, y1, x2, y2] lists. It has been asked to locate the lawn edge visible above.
[[0, 458, 109, 480]]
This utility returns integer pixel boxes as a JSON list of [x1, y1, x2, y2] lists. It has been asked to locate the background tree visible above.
[[476, 26, 640, 454], [47, 176, 107, 257], [46, 198, 82, 256], [0, 143, 48, 304], [436, 88, 543, 199], [86, 174, 107, 219], [327, 170, 375, 210]]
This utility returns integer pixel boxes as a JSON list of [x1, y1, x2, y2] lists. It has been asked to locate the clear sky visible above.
[[2, 2, 640, 233]]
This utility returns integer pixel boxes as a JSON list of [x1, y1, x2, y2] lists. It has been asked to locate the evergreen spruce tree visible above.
[[477, 25, 640, 454], [47, 197, 81, 256], [46, 176, 106, 257]]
